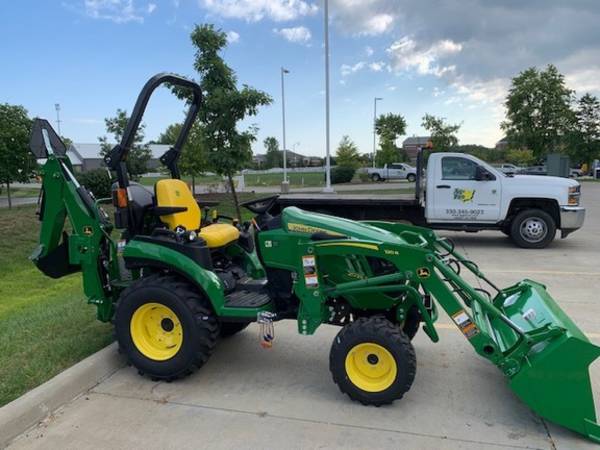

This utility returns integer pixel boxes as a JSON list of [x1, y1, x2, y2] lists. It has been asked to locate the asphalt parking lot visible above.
[[8, 183, 600, 450]]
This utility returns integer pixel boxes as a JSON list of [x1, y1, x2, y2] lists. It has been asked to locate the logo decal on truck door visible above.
[[453, 188, 475, 203]]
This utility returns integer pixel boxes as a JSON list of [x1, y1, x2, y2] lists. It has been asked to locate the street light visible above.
[[55, 103, 62, 136], [322, 0, 334, 193], [373, 97, 383, 168], [281, 67, 290, 192]]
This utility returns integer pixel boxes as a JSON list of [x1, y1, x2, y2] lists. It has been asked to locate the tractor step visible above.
[[236, 277, 268, 292], [225, 289, 271, 308]]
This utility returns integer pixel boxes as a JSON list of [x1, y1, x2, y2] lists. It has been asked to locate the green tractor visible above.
[[30, 73, 600, 442]]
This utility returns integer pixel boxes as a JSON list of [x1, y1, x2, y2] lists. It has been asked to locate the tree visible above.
[[99, 109, 152, 180], [335, 135, 361, 169], [158, 122, 207, 194], [501, 65, 575, 159], [374, 113, 407, 165], [422, 114, 460, 150], [570, 93, 600, 170], [263, 136, 281, 168], [0, 104, 34, 208], [177, 25, 272, 220], [506, 148, 535, 166]]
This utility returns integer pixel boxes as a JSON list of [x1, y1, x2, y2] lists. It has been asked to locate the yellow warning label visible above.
[[451, 310, 479, 339]]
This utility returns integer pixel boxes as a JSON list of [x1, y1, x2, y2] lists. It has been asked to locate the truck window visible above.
[[441, 156, 478, 180]]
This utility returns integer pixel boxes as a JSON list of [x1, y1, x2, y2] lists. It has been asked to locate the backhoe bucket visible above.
[[488, 280, 600, 442]]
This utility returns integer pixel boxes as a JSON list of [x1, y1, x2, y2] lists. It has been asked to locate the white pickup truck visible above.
[[279, 152, 585, 248], [367, 163, 417, 182]]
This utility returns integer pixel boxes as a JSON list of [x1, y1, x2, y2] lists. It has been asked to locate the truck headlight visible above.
[[568, 185, 580, 205]]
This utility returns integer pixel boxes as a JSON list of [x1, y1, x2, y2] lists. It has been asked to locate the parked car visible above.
[[496, 163, 522, 175], [570, 168, 583, 178], [367, 163, 417, 182], [519, 165, 547, 176]]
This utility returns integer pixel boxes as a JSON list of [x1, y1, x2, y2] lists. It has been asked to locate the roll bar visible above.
[[104, 73, 202, 188]]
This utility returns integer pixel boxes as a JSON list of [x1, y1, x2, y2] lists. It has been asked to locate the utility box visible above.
[[546, 153, 570, 178]]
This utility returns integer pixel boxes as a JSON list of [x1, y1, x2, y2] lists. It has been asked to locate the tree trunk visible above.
[[227, 173, 242, 221], [192, 175, 196, 196], [6, 181, 11, 209]]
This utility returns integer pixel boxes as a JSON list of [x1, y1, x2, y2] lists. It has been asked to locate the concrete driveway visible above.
[[8, 183, 600, 450]]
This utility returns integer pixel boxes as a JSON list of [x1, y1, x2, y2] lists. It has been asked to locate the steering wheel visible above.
[[240, 195, 279, 214]]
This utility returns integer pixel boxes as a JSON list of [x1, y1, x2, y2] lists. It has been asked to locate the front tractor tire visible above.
[[509, 208, 556, 249], [114, 274, 219, 381], [330, 316, 416, 406]]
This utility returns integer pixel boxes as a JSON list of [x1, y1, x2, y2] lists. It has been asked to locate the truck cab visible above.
[[424, 153, 585, 248]]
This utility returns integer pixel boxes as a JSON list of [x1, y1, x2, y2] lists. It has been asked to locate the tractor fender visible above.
[[123, 239, 226, 314]]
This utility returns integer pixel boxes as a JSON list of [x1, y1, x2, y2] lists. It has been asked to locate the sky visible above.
[[1, 0, 600, 158]]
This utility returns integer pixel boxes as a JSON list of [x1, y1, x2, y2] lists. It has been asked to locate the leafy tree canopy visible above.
[[263, 136, 281, 168], [0, 104, 35, 208], [568, 93, 600, 168], [501, 64, 574, 159], [335, 135, 361, 169], [99, 109, 152, 179], [422, 114, 461, 150]]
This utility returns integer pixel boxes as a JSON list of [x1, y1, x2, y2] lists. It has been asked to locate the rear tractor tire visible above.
[[509, 208, 556, 249], [114, 274, 219, 381], [329, 316, 416, 406], [219, 321, 250, 337]]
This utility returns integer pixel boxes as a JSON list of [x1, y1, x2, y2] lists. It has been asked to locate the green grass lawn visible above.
[[0, 186, 41, 199], [140, 171, 328, 188], [0, 205, 113, 407]]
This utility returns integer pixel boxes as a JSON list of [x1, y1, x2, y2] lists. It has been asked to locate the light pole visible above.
[[322, 0, 334, 193], [281, 67, 290, 192], [372, 97, 382, 168], [55, 103, 62, 136]]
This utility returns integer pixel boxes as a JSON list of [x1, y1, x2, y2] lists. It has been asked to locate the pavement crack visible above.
[[541, 419, 557, 450], [91, 391, 546, 450]]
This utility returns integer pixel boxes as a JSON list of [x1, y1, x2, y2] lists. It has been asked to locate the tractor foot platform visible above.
[[225, 289, 271, 308]]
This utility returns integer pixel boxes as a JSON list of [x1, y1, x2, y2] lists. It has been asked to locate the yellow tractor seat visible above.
[[155, 179, 240, 248], [199, 223, 240, 248]]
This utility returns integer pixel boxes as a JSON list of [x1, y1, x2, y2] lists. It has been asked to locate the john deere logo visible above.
[[417, 267, 430, 278], [454, 188, 475, 203]]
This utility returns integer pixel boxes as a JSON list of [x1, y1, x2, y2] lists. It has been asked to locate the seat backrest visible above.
[[155, 179, 200, 230]]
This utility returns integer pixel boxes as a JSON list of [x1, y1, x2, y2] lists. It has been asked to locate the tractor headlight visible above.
[[568, 185, 581, 205]]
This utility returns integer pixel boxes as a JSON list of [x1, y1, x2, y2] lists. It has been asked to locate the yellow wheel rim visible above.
[[130, 303, 183, 361], [345, 343, 397, 392]]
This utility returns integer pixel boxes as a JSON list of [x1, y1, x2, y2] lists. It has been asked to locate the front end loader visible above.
[[28, 73, 600, 443]]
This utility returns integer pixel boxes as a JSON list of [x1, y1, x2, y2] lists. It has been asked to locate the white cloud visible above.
[[147, 2, 156, 13], [432, 87, 445, 97], [226, 30, 240, 43], [273, 26, 311, 44], [368, 61, 386, 72], [340, 61, 366, 77], [83, 0, 144, 23], [360, 13, 394, 35], [200, 0, 318, 22], [387, 36, 462, 77], [330, 0, 396, 36], [565, 68, 600, 95], [365, 46, 374, 57]]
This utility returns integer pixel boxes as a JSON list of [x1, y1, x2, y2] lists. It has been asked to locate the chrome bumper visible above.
[[560, 206, 585, 238]]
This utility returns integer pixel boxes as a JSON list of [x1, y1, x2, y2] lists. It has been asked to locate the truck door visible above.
[[429, 155, 501, 222], [388, 164, 405, 180]]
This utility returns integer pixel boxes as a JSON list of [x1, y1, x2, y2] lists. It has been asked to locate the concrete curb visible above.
[[0, 343, 124, 448]]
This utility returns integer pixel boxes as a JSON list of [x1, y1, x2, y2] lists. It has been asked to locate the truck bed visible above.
[[276, 193, 425, 224]]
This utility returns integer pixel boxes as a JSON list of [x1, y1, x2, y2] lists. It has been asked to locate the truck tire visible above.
[[406, 174, 416, 183], [371, 173, 381, 182], [114, 274, 219, 380], [330, 316, 416, 406], [510, 209, 556, 249], [219, 322, 250, 337]]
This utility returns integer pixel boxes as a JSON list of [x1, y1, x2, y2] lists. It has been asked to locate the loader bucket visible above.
[[490, 280, 600, 442]]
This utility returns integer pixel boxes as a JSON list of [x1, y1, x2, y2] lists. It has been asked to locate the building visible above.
[[495, 137, 509, 150], [252, 150, 323, 168], [67, 143, 170, 172], [402, 136, 431, 161]]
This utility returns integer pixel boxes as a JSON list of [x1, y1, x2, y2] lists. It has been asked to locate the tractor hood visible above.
[[281, 207, 405, 245]]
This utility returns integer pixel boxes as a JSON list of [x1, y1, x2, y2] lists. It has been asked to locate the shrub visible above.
[[77, 169, 113, 199], [330, 166, 355, 184]]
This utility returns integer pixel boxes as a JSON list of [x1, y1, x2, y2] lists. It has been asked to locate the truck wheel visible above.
[[406, 174, 416, 183], [330, 316, 416, 406], [510, 209, 556, 249], [114, 274, 219, 380], [219, 322, 250, 337], [371, 173, 381, 182]]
